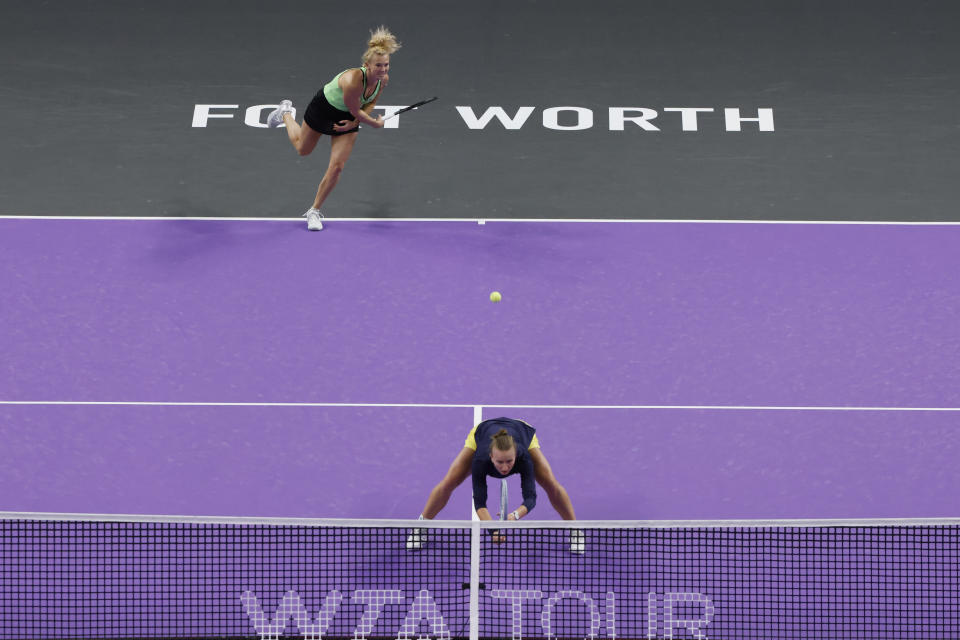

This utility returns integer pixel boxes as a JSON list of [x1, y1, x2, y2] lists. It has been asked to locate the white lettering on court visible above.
[[663, 108, 715, 131], [609, 108, 660, 131], [724, 107, 775, 131], [456, 106, 536, 130], [542, 107, 594, 131], [192, 104, 238, 127]]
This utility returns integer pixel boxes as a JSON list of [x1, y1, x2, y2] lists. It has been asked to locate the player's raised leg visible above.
[[265, 99, 320, 156], [282, 112, 322, 157]]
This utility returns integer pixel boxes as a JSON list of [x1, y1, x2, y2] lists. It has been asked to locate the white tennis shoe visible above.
[[406, 529, 428, 551], [569, 529, 585, 554], [304, 208, 324, 231], [266, 100, 293, 128]]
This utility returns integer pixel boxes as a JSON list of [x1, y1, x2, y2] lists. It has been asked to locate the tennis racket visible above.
[[492, 478, 509, 544], [384, 97, 438, 121], [499, 479, 509, 521]]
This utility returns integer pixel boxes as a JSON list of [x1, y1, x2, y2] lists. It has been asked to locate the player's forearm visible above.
[[475, 507, 493, 520], [350, 106, 380, 126]]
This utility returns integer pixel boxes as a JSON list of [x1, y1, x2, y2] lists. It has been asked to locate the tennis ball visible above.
[[490, 291, 502, 303]]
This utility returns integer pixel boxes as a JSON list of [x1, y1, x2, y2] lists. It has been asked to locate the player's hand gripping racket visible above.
[[384, 97, 438, 121]]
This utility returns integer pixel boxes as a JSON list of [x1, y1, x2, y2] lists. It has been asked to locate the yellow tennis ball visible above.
[[490, 291, 502, 303]]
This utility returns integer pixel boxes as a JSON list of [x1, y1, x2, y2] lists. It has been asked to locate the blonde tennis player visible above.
[[407, 417, 584, 553], [266, 27, 399, 231]]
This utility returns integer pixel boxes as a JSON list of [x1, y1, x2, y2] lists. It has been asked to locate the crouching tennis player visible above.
[[265, 27, 399, 231], [407, 417, 584, 554]]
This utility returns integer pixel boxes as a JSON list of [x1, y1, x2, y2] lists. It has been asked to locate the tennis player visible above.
[[265, 27, 399, 231], [407, 417, 584, 553]]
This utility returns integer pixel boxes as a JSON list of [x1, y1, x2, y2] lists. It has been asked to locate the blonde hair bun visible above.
[[363, 26, 401, 64], [490, 429, 515, 452]]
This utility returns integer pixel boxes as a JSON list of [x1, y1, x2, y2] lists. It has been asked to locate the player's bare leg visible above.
[[530, 448, 576, 520], [283, 113, 322, 156], [407, 448, 473, 550], [421, 448, 474, 518], [530, 448, 583, 553], [311, 131, 358, 209]]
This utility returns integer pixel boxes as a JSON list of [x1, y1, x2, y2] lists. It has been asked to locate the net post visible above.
[[469, 519, 480, 640]]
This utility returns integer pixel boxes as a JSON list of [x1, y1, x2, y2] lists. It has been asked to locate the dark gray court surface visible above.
[[2, 0, 958, 221]]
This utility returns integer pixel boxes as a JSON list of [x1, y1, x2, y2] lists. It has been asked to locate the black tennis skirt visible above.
[[303, 91, 360, 136]]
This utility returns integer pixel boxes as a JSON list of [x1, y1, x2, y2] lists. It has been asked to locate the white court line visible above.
[[3, 214, 960, 226], [4, 511, 960, 528], [2, 400, 960, 411]]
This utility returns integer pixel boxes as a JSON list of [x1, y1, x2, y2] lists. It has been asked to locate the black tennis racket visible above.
[[384, 97, 438, 121]]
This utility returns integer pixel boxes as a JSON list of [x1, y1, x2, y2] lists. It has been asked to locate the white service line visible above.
[[2, 400, 959, 411], [3, 215, 960, 226]]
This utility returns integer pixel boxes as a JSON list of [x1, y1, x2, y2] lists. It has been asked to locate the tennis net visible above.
[[2, 513, 959, 639]]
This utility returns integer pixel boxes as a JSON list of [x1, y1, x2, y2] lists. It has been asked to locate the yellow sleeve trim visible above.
[[464, 425, 479, 451]]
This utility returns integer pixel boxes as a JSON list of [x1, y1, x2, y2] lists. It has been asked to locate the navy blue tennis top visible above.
[[471, 418, 537, 514]]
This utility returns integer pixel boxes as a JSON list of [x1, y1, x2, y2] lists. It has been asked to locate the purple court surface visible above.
[[2, 218, 959, 520], [2, 0, 960, 521], [4, 3, 960, 637]]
